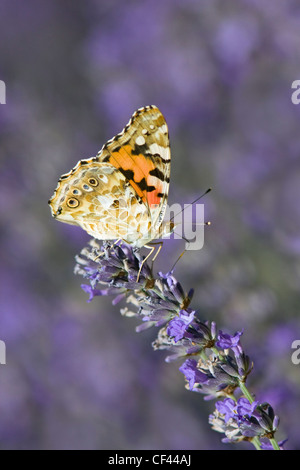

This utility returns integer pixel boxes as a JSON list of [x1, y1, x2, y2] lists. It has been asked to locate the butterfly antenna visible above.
[[169, 188, 212, 271], [170, 187, 212, 222], [169, 235, 190, 272]]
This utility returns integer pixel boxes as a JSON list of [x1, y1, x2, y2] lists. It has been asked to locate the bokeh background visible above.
[[1, 0, 300, 450]]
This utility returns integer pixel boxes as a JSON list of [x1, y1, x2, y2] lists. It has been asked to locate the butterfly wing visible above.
[[49, 106, 171, 246], [96, 105, 171, 235], [48, 161, 153, 243]]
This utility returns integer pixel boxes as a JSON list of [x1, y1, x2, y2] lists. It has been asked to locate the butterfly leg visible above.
[[136, 242, 164, 282], [148, 241, 163, 264], [136, 245, 155, 282]]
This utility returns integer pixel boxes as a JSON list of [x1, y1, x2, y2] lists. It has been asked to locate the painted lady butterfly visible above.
[[48, 105, 174, 250]]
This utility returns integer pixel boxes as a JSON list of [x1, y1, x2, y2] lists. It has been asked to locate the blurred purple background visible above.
[[1, 0, 300, 450]]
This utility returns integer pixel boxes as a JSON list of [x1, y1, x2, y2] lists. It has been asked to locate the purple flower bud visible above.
[[167, 309, 195, 342], [166, 275, 186, 303], [81, 284, 126, 302], [215, 398, 236, 423], [216, 330, 244, 354], [236, 397, 259, 418], [179, 359, 208, 390]]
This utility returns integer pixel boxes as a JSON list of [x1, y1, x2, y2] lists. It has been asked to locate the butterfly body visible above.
[[49, 105, 173, 247]]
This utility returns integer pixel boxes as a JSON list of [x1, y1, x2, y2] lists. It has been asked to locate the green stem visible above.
[[211, 346, 221, 357], [239, 381, 254, 403], [270, 438, 281, 450], [251, 436, 262, 450]]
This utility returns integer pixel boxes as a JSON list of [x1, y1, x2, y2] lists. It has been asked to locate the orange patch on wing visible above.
[[110, 146, 159, 205], [134, 153, 155, 174], [147, 181, 164, 207]]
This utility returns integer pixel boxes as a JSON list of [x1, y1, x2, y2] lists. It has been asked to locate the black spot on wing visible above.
[[149, 168, 165, 181], [119, 168, 135, 181], [131, 143, 150, 156], [136, 177, 155, 193]]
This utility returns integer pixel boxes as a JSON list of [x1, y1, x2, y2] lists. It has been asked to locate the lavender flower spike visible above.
[[75, 240, 284, 450]]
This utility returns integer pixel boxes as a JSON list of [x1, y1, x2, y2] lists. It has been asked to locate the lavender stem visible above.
[[75, 240, 284, 450]]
